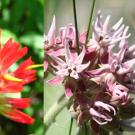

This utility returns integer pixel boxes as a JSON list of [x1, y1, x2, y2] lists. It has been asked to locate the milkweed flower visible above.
[[89, 101, 116, 125], [92, 11, 130, 47], [0, 33, 37, 124], [45, 12, 135, 134], [48, 42, 90, 97], [50, 43, 90, 80]]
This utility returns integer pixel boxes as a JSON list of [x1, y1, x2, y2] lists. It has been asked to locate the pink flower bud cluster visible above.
[[44, 11, 135, 133]]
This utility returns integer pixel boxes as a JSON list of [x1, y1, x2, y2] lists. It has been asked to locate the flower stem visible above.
[[85, 0, 96, 47], [72, 0, 80, 54], [68, 118, 73, 135], [84, 123, 88, 135], [76, 127, 82, 135], [44, 94, 72, 134]]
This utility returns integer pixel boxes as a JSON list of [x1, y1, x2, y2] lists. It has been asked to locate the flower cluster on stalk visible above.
[[0, 32, 37, 124], [45, 12, 135, 133]]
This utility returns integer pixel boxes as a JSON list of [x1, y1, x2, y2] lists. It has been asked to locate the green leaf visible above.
[[19, 32, 43, 49], [1, 29, 18, 44]]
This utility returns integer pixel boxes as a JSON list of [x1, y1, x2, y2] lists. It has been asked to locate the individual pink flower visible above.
[[56, 24, 76, 48], [47, 43, 90, 98], [106, 79, 129, 105], [89, 101, 116, 125], [86, 40, 133, 77], [86, 11, 131, 63], [48, 43, 90, 82], [44, 17, 77, 57], [92, 11, 130, 47]]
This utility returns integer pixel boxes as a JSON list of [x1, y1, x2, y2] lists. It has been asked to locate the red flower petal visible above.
[[6, 98, 30, 109], [13, 57, 36, 84], [0, 39, 28, 71], [4, 108, 34, 124], [0, 82, 23, 93]]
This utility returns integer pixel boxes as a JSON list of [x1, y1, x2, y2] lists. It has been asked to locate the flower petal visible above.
[[3, 108, 34, 124], [45, 16, 56, 47], [47, 76, 63, 85], [75, 46, 86, 65], [65, 82, 73, 98]]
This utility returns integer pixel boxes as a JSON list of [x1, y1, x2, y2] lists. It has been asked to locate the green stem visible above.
[[85, 0, 96, 47], [84, 123, 88, 135], [44, 94, 72, 134], [73, 0, 80, 54], [76, 127, 83, 135], [68, 118, 73, 135]]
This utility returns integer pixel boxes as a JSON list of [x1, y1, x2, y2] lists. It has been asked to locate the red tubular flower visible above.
[[0, 33, 37, 124]]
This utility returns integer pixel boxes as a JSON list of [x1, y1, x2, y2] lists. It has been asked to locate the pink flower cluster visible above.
[[44, 11, 135, 133]]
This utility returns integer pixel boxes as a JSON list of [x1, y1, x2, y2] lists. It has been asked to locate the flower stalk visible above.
[[44, 94, 72, 133], [85, 0, 96, 46], [68, 118, 73, 135], [73, 0, 80, 54]]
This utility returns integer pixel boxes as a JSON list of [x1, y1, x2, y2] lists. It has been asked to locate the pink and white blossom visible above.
[[50, 43, 90, 80], [89, 101, 116, 125]]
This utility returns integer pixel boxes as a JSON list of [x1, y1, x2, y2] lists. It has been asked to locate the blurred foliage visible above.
[[0, 0, 44, 135]]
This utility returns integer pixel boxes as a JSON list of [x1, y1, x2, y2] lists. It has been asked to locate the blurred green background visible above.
[[0, 0, 44, 135], [45, 0, 135, 135]]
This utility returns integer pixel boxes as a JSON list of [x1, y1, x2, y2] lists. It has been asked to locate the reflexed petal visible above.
[[110, 35, 130, 44], [56, 68, 69, 76], [123, 58, 135, 68], [117, 41, 127, 62], [76, 61, 90, 73], [50, 55, 65, 65], [79, 32, 86, 44], [47, 76, 64, 85], [112, 17, 123, 31], [58, 27, 66, 42], [47, 48, 65, 57], [65, 82, 73, 98], [75, 46, 86, 65], [46, 16, 56, 47], [112, 24, 125, 37], [66, 24, 75, 40], [65, 42, 73, 63], [117, 66, 132, 75], [92, 116, 108, 125], [95, 101, 115, 114], [103, 15, 110, 32], [87, 65, 109, 76], [90, 108, 106, 119], [126, 45, 135, 56]]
